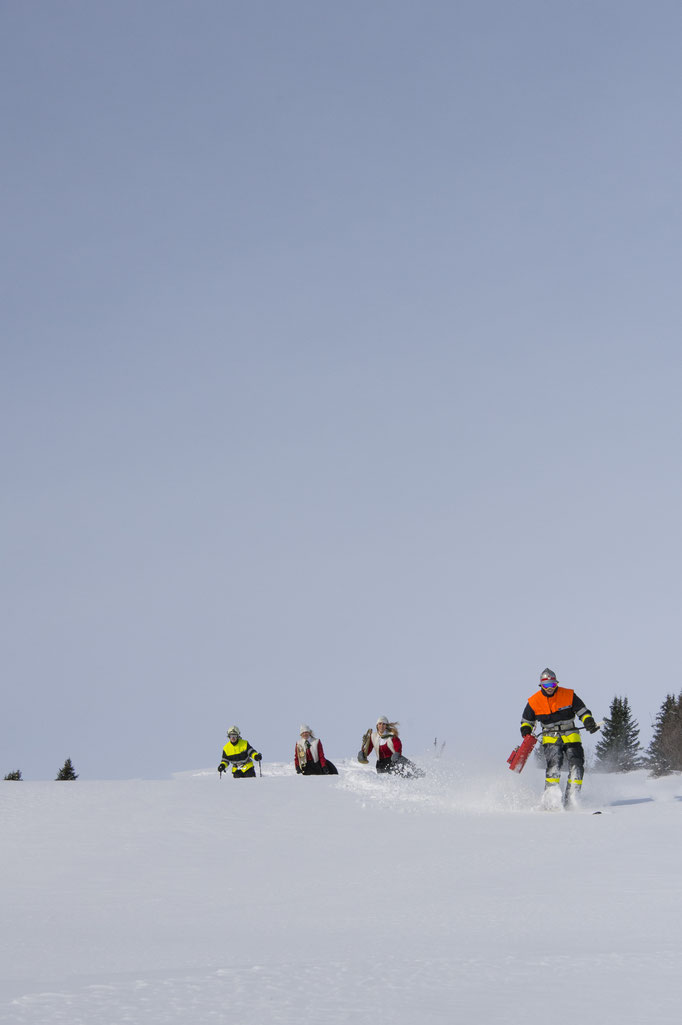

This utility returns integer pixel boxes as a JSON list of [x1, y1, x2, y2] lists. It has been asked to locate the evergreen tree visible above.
[[3, 769, 22, 780], [594, 696, 644, 772], [647, 692, 682, 777], [55, 758, 79, 781]]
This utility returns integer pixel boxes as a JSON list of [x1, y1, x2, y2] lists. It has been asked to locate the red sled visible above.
[[507, 734, 537, 773]]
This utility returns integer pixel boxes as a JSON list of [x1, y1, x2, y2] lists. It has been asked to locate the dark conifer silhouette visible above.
[[55, 758, 79, 781], [594, 696, 644, 772], [647, 692, 682, 777], [4, 770, 22, 780]]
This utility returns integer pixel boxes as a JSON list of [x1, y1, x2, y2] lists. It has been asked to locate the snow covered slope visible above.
[[2, 759, 681, 1024]]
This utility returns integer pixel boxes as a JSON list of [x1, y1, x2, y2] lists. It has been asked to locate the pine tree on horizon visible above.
[[647, 692, 682, 777], [4, 769, 22, 781], [55, 758, 79, 781], [594, 695, 644, 772]]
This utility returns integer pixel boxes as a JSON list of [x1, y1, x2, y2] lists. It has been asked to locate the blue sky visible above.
[[3, 1, 682, 778]]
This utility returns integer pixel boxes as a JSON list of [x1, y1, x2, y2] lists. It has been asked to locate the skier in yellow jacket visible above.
[[521, 669, 599, 807], [218, 726, 262, 779]]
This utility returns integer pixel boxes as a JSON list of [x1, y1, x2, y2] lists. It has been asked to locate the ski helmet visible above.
[[227, 725, 241, 739], [539, 669, 558, 692], [299, 724, 312, 736], [377, 716, 389, 726]]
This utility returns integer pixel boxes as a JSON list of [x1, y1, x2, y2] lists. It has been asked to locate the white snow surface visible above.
[[2, 757, 681, 1024]]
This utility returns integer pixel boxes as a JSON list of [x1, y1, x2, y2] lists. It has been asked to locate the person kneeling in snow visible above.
[[218, 726, 262, 779], [520, 669, 599, 807], [358, 717, 423, 777], [294, 724, 338, 776]]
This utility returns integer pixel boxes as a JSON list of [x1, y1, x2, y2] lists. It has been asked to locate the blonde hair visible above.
[[378, 720, 400, 736]]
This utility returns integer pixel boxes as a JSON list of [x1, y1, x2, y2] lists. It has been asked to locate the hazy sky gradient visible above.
[[3, 1, 682, 778]]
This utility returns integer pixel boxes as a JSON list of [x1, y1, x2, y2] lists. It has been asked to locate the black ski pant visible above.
[[300, 760, 339, 776], [376, 756, 418, 777], [232, 767, 256, 779], [543, 741, 584, 794]]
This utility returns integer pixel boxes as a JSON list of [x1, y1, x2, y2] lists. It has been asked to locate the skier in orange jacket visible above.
[[520, 669, 599, 807]]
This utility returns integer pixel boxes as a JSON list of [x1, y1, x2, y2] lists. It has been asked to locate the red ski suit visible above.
[[368, 731, 402, 763], [295, 737, 329, 773]]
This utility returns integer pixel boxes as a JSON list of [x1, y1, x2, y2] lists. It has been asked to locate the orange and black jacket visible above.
[[520, 687, 594, 745]]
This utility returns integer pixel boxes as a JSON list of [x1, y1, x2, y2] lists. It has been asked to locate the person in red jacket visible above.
[[294, 725, 338, 776], [521, 668, 599, 807], [358, 716, 424, 777]]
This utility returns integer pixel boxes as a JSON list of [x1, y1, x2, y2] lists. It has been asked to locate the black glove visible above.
[[217, 764, 226, 773], [296, 766, 302, 774], [253, 752, 262, 761], [584, 716, 599, 734], [520, 725, 532, 737]]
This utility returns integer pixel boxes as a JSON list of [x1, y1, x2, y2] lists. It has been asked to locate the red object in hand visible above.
[[507, 734, 537, 773]]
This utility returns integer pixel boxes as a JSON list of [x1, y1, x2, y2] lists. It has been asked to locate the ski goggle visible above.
[[540, 679, 557, 689]]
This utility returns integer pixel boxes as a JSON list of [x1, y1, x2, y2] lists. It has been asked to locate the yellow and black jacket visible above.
[[520, 687, 593, 745], [220, 737, 260, 775]]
